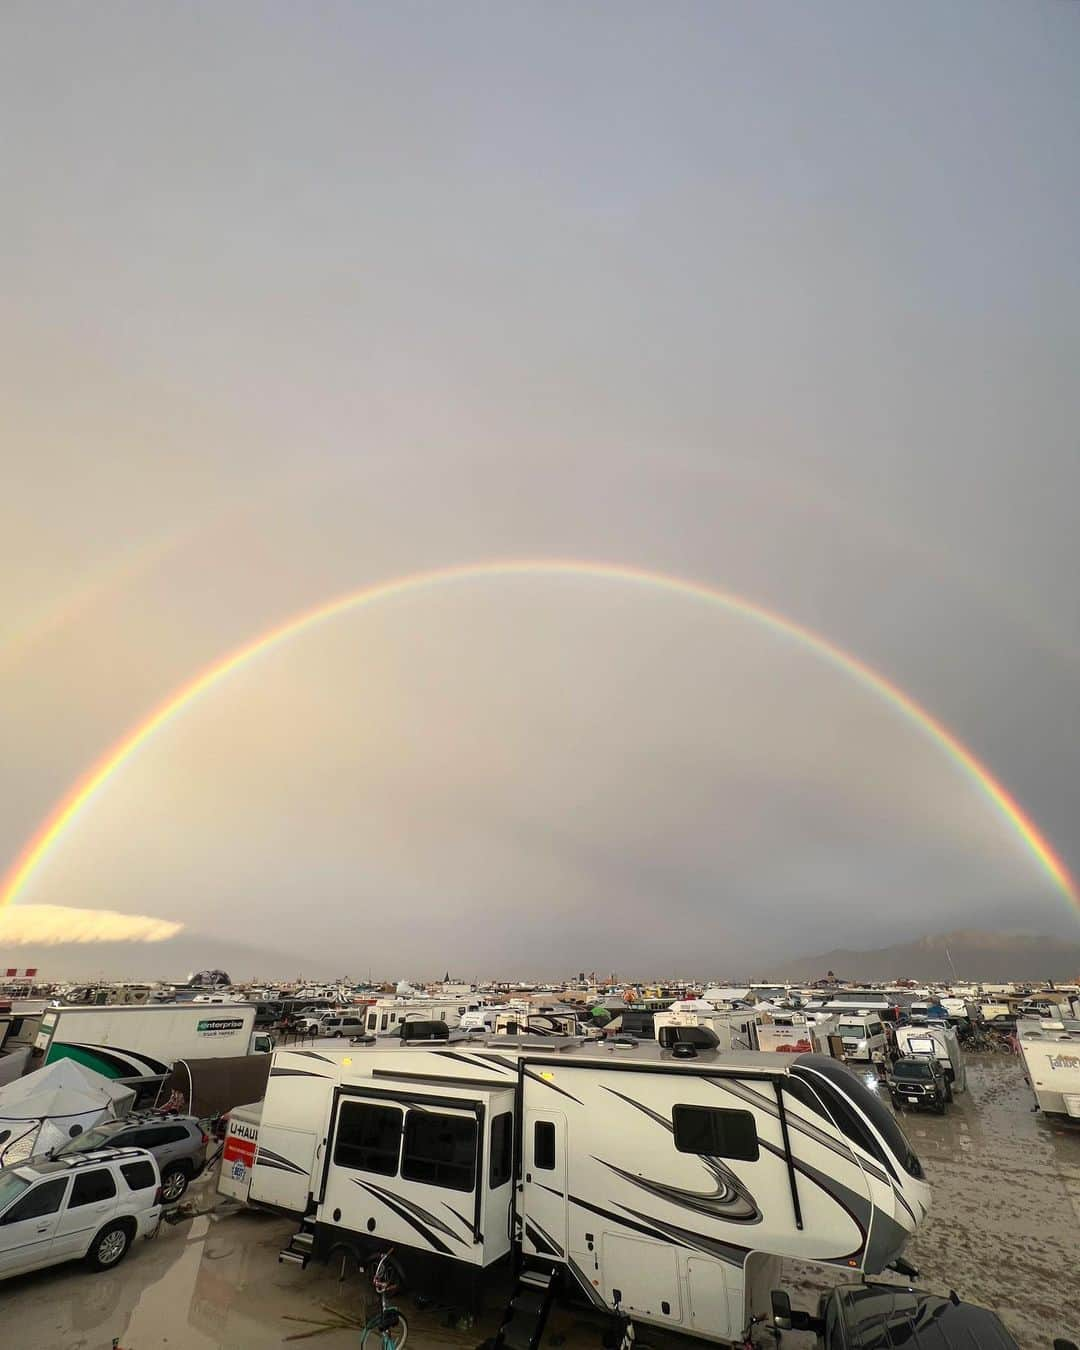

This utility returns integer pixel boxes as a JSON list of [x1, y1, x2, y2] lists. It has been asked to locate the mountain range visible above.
[[762, 929, 1080, 983]]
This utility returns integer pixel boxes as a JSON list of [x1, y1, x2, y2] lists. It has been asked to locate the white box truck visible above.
[[35, 1003, 272, 1093]]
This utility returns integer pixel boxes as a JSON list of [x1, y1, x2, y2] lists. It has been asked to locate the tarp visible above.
[[0, 1059, 134, 1165], [157, 1054, 271, 1120]]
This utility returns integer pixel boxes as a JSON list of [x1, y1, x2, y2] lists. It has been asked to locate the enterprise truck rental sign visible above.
[[197, 1017, 245, 1036]]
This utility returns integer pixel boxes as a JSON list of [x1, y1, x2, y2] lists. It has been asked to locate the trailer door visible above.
[[522, 1109, 568, 1260]]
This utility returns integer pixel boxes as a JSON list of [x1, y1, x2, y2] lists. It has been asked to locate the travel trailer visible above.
[[34, 1004, 272, 1093], [460, 1005, 515, 1035], [756, 1013, 838, 1056], [493, 1009, 580, 1037], [653, 1005, 760, 1052], [363, 997, 475, 1038], [894, 1025, 966, 1093], [245, 1039, 929, 1345], [1016, 1020, 1080, 1119]]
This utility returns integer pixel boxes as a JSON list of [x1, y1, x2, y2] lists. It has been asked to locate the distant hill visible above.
[[762, 929, 1080, 983], [5, 931, 329, 983]]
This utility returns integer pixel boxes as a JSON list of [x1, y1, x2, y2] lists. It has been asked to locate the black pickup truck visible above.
[[770, 1280, 1078, 1350]]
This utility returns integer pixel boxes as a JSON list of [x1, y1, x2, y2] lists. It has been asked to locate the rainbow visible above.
[[2, 559, 1074, 910]]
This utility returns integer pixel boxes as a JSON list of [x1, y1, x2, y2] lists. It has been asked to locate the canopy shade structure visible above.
[[0, 1059, 134, 1165]]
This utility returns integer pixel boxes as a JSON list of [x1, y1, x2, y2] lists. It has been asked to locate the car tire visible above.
[[160, 1165, 190, 1203], [86, 1220, 133, 1271]]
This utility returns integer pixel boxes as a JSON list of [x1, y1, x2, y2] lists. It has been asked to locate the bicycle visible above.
[[360, 1249, 409, 1350]]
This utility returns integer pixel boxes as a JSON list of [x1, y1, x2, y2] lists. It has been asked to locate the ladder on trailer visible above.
[[492, 1265, 560, 1350]]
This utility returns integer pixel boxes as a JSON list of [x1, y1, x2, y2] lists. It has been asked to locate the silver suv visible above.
[[0, 1148, 162, 1280], [57, 1112, 207, 1203]]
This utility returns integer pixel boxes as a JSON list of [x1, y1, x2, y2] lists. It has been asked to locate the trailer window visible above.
[[490, 1112, 513, 1187], [672, 1106, 759, 1162], [534, 1120, 556, 1170], [401, 1111, 476, 1192], [334, 1102, 402, 1176]]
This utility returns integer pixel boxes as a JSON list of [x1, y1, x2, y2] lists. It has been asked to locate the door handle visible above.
[[36, 1225, 50, 1233]]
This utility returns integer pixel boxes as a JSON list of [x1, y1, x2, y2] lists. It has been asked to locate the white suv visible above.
[[0, 1148, 162, 1280]]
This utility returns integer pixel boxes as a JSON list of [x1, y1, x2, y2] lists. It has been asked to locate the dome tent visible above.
[[0, 1059, 134, 1165]]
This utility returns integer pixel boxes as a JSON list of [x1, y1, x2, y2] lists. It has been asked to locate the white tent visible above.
[[669, 998, 716, 1013], [0, 1060, 135, 1165]]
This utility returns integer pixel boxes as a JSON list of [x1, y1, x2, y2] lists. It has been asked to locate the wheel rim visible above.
[[98, 1230, 127, 1264], [162, 1172, 186, 1201]]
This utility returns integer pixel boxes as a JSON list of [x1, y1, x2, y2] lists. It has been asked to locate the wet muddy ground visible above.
[[1, 1053, 1076, 1350]]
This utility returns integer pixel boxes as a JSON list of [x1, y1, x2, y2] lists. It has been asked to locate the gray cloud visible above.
[[1, 3, 1078, 975]]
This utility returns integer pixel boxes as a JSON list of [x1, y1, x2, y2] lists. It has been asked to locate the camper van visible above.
[[246, 1039, 930, 1346], [1016, 1020, 1080, 1119], [831, 1013, 886, 1063]]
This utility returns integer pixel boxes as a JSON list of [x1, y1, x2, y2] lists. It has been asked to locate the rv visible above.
[[756, 1013, 837, 1056], [826, 1013, 887, 1063], [363, 997, 475, 1038], [493, 1009, 580, 1038], [246, 1038, 930, 1345], [894, 1025, 966, 1093], [34, 1003, 272, 1092], [1016, 1020, 1080, 1119], [653, 1006, 760, 1052], [460, 1005, 517, 1035]]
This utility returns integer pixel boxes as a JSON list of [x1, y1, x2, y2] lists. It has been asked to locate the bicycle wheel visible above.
[[361, 1312, 408, 1350]]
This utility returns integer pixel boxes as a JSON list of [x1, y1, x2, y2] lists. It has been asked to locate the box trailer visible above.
[[246, 1038, 930, 1346], [35, 1003, 271, 1092]]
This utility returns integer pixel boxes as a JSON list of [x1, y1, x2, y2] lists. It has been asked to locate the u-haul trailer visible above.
[[245, 1038, 930, 1345]]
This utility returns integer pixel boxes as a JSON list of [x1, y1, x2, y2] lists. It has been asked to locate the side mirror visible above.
[[770, 1289, 793, 1331]]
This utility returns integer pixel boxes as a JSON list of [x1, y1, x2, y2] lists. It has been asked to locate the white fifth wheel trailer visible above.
[[246, 1038, 930, 1345]]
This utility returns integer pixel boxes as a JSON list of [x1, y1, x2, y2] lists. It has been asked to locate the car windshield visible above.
[[893, 1060, 932, 1080], [0, 1171, 31, 1213], [53, 1123, 118, 1156], [838, 1023, 867, 1038]]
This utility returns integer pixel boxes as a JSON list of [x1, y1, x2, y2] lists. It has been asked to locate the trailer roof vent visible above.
[[671, 1041, 699, 1058]]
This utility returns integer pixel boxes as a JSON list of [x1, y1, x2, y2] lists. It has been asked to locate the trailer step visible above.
[[278, 1225, 315, 1267], [492, 1266, 560, 1350]]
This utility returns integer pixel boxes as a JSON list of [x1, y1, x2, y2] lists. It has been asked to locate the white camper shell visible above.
[[248, 1040, 929, 1345], [894, 1025, 966, 1093], [1016, 1020, 1080, 1119]]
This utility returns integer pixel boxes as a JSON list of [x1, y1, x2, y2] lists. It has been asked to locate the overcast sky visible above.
[[2, 2, 1078, 977]]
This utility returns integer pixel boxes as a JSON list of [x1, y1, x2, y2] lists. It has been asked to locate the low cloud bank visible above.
[[0, 905, 183, 945]]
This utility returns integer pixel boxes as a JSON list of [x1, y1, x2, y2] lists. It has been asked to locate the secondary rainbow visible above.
[[2, 559, 1074, 910]]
